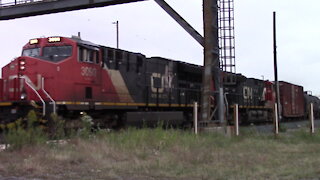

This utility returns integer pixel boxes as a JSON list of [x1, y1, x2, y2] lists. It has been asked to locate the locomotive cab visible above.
[[22, 37, 73, 63], [0, 36, 104, 116]]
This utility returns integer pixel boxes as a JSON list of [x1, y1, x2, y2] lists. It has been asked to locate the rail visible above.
[[21, 76, 46, 116], [41, 77, 56, 114]]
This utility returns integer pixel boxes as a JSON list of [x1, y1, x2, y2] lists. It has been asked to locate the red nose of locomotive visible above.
[[0, 57, 30, 102]]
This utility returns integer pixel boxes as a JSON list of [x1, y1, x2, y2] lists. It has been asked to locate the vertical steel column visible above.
[[201, 0, 220, 122]]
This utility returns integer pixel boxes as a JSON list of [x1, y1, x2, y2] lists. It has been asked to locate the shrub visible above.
[[5, 110, 48, 150], [77, 112, 93, 138], [49, 113, 65, 139]]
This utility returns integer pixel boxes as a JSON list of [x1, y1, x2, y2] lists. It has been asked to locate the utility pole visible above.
[[273, 12, 281, 124], [112, 20, 119, 49], [201, 0, 221, 122]]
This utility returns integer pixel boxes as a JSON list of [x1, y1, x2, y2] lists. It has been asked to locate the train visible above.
[[0, 36, 318, 130]]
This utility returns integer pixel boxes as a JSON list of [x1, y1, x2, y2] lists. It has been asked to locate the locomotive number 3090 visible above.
[[81, 67, 97, 77]]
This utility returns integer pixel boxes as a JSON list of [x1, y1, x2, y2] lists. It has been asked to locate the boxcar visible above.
[[279, 81, 305, 119]]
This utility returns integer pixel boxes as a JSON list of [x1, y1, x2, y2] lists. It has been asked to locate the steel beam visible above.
[[201, 0, 220, 122], [154, 0, 204, 46], [0, 0, 146, 20]]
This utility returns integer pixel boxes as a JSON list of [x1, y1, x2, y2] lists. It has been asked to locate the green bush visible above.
[[77, 112, 93, 138], [5, 110, 48, 150], [49, 113, 65, 139]]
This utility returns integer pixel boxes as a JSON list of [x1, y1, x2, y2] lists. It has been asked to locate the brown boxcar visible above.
[[279, 81, 305, 118]]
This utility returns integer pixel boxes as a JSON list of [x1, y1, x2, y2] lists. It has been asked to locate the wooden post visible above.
[[194, 102, 198, 135], [234, 104, 239, 136], [310, 103, 315, 134], [273, 12, 281, 124], [274, 103, 279, 135]]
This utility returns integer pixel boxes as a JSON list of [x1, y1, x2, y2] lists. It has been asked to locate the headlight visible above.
[[20, 93, 27, 100]]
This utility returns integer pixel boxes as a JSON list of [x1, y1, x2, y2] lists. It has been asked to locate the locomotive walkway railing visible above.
[[21, 76, 46, 116]]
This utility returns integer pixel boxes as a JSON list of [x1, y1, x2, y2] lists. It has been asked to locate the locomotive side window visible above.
[[22, 48, 40, 57], [78, 46, 99, 64], [43, 46, 72, 62]]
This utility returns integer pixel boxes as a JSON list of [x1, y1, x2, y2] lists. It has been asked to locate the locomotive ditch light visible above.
[[29, 39, 39, 45], [48, 37, 61, 43], [19, 59, 26, 71], [20, 93, 27, 100]]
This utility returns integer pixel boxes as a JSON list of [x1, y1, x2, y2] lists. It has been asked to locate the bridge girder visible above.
[[0, 0, 146, 20]]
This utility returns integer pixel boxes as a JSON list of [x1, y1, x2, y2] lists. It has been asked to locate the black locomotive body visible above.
[[224, 73, 273, 123]]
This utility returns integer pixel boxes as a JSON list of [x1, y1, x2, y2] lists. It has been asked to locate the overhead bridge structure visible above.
[[0, 0, 145, 20]]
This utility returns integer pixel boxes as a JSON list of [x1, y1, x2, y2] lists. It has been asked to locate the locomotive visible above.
[[0, 36, 202, 128], [0, 36, 318, 129]]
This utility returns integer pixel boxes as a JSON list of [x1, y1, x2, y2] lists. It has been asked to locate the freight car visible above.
[[279, 81, 305, 119], [304, 91, 320, 119], [0, 36, 318, 130]]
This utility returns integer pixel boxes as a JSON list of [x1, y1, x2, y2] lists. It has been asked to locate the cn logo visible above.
[[243, 86, 253, 100]]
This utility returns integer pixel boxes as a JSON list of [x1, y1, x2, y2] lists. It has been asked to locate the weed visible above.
[[77, 112, 93, 138], [4, 110, 48, 150], [49, 113, 65, 139]]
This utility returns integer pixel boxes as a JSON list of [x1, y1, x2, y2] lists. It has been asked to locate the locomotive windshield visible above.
[[22, 48, 40, 57], [21, 46, 72, 63], [42, 46, 72, 62]]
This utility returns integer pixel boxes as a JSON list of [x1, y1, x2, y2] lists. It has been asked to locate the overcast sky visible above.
[[0, 0, 319, 94]]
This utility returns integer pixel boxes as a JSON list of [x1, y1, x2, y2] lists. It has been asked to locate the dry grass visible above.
[[1, 128, 320, 179]]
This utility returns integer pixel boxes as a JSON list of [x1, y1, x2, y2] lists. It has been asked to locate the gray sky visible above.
[[0, 0, 319, 94]]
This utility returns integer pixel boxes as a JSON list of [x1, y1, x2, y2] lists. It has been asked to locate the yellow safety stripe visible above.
[[56, 101, 194, 108], [0, 102, 12, 106]]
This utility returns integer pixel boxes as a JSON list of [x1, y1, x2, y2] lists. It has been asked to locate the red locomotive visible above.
[[0, 36, 318, 130], [0, 36, 202, 128]]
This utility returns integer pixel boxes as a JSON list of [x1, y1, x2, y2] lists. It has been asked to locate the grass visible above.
[[1, 126, 320, 179]]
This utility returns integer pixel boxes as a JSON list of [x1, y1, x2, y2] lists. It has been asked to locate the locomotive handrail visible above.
[[21, 76, 46, 116], [41, 77, 56, 114]]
